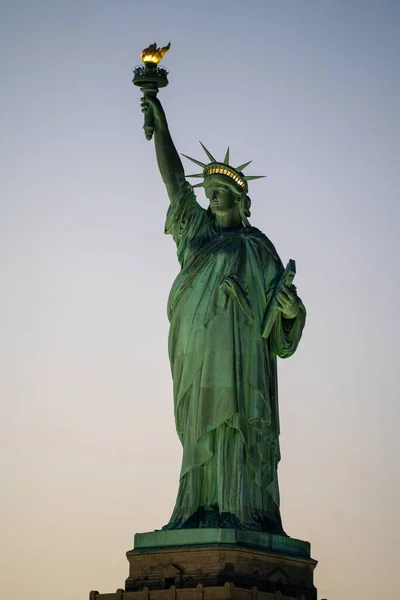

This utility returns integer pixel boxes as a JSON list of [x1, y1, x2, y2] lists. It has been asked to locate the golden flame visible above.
[[141, 42, 171, 64]]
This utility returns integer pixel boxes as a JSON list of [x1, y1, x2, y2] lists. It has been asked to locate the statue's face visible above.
[[205, 176, 240, 216]]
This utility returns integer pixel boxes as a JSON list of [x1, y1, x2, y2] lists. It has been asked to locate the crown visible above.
[[182, 142, 265, 194]]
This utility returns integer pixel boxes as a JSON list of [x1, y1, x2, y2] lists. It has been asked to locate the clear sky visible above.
[[1, 2, 399, 599]]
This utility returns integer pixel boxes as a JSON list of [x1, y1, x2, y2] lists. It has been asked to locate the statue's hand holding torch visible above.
[[133, 42, 171, 140], [140, 95, 167, 135]]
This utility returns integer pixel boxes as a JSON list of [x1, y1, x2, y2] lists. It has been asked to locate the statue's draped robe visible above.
[[164, 184, 306, 532]]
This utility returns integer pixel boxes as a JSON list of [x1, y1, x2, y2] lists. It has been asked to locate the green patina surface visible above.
[[137, 69, 306, 537], [133, 529, 310, 558]]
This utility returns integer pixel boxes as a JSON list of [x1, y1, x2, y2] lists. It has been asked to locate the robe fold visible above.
[[163, 183, 306, 533]]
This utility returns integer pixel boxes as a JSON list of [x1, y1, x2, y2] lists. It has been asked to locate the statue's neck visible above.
[[214, 212, 242, 228]]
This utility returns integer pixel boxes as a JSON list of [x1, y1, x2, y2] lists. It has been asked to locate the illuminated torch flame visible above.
[[141, 42, 171, 64]]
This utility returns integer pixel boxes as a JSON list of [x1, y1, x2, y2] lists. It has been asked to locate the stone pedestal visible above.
[[90, 530, 317, 600]]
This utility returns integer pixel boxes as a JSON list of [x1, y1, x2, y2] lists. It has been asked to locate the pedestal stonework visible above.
[[90, 530, 317, 600]]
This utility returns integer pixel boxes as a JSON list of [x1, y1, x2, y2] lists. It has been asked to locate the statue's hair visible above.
[[239, 194, 251, 227]]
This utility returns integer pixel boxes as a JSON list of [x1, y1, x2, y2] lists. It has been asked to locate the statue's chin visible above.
[[209, 205, 228, 216]]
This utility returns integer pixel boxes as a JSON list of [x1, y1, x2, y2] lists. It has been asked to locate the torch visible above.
[[132, 42, 171, 140]]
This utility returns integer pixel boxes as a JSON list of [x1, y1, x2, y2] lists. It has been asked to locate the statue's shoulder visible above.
[[245, 226, 282, 266]]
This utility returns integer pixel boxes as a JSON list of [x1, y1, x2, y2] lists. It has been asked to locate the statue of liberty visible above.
[[140, 94, 306, 536]]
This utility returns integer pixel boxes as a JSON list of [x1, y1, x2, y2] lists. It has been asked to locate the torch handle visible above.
[[141, 87, 158, 141]]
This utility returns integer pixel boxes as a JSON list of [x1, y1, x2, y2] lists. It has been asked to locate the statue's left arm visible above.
[[259, 246, 306, 358], [269, 285, 306, 358], [254, 231, 306, 358]]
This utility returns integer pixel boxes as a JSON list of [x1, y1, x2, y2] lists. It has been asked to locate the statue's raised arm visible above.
[[141, 96, 185, 203]]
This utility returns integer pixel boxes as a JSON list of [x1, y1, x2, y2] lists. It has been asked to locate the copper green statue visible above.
[[137, 51, 306, 536]]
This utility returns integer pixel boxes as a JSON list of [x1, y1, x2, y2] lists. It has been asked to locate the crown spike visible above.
[[186, 173, 204, 178], [199, 141, 217, 163], [224, 147, 230, 164], [243, 175, 266, 181], [192, 182, 204, 188], [181, 154, 206, 168], [236, 160, 252, 172]]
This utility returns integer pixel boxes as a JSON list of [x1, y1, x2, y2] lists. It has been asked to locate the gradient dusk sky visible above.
[[1, 2, 399, 599]]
